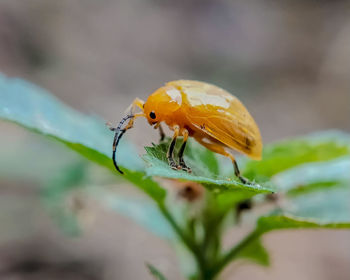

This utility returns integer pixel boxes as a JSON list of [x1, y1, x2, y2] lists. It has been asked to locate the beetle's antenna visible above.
[[112, 114, 134, 174]]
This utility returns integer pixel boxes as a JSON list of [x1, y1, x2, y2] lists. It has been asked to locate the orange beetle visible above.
[[109, 80, 262, 183]]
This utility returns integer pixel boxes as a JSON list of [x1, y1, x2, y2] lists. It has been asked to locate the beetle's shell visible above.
[[167, 80, 262, 160]]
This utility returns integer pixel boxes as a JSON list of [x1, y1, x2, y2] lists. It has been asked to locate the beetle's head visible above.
[[111, 84, 182, 175], [144, 85, 182, 126]]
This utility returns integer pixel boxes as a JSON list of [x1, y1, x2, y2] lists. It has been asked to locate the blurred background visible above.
[[0, 0, 349, 279]]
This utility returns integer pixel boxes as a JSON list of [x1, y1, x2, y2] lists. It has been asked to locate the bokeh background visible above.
[[0, 0, 349, 279]]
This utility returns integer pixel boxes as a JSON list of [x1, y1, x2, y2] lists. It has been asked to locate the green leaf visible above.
[[236, 238, 269, 266], [146, 263, 167, 280], [215, 197, 350, 278], [216, 154, 350, 276], [42, 162, 89, 236], [0, 74, 165, 202], [213, 206, 350, 278], [273, 156, 350, 194], [90, 187, 175, 239], [238, 176, 350, 271], [256, 159, 350, 233], [257, 214, 350, 233], [268, 156, 350, 225], [0, 132, 81, 183], [285, 187, 350, 224], [244, 131, 350, 182], [143, 140, 273, 196], [241, 173, 350, 272]]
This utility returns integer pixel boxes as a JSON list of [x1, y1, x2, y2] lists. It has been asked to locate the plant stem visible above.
[[157, 202, 259, 280], [209, 229, 262, 278], [157, 202, 210, 279]]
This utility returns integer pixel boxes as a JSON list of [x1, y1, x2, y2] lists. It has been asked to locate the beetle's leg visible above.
[[230, 157, 249, 184], [167, 125, 179, 170], [107, 98, 144, 131], [125, 98, 145, 115], [195, 137, 250, 184], [108, 111, 144, 131], [158, 124, 165, 142], [178, 129, 191, 173], [154, 122, 165, 142], [124, 112, 144, 129]]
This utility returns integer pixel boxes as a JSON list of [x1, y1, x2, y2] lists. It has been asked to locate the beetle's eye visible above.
[[149, 111, 156, 119]]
